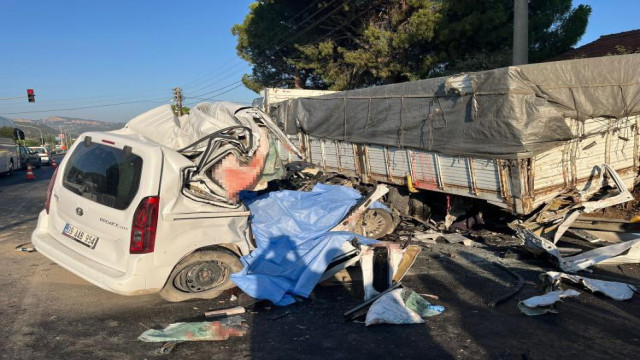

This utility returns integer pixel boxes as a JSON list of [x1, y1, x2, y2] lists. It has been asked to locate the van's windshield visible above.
[[63, 143, 143, 210]]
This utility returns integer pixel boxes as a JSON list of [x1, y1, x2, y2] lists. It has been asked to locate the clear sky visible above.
[[0, 0, 638, 123]]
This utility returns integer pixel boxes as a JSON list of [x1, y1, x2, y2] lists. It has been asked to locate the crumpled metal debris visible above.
[[138, 316, 248, 342], [522, 164, 634, 244], [541, 271, 636, 301], [167, 103, 302, 207], [513, 224, 640, 273], [517, 289, 581, 316]]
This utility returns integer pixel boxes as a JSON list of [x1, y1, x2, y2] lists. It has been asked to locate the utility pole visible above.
[[173, 87, 183, 116], [513, 0, 528, 65]]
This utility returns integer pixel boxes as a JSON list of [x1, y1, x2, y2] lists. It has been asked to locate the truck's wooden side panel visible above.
[[531, 116, 639, 211]]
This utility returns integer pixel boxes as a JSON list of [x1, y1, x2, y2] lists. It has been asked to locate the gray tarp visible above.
[[277, 54, 640, 157]]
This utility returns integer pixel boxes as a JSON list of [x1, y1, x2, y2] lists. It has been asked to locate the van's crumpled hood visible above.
[[122, 101, 260, 155]]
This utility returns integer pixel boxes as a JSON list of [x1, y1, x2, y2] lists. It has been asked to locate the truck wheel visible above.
[[159, 248, 243, 302], [360, 208, 395, 239]]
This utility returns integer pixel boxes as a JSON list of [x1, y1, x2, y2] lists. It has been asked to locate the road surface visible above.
[[0, 158, 639, 359]]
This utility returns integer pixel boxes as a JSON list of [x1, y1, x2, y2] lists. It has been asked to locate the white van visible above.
[[31, 103, 382, 302]]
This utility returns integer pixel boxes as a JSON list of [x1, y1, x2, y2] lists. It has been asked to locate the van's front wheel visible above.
[[159, 248, 243, 302]]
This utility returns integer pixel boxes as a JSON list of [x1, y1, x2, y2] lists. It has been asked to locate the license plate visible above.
[[63, 223, 99, 249]]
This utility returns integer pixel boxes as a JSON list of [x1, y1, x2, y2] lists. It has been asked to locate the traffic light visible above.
[[27, 89, 35, 102]]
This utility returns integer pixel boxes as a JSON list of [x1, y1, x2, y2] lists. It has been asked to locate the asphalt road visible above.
[[1, 159, 639, 359]]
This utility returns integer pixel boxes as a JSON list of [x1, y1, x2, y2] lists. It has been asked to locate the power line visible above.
[[190, 80, 243, 99], [185, 83, 245, 103], [1, 100, 164, 115], [0, 95, 25, 101], [184, 1, 348, 96], [179, 0, 326, 89], [181, 0, 342, 95]]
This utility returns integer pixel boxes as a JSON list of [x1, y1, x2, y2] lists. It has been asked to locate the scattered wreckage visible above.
[[31, 101, 401, 304], [33, 55, 640, 339]]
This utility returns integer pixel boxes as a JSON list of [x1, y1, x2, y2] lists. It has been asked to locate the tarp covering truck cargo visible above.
[[265, 54, 640, 215]]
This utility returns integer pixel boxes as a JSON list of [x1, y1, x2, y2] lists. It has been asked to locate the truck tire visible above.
[[159, 248, 243, 302]]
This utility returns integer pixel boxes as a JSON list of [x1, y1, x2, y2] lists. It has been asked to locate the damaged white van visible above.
[[32, 102, 390, 302]]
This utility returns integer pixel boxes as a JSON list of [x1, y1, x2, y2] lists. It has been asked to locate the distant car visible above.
[[29, 146, 51, 165], [19, 146, 41, 169]]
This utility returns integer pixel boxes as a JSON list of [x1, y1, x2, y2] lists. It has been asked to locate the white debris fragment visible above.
[[365, 289, 425, 326], [542, 271, 636, 301], [514, 225, 640, 273], [562, 239, 640, 272], [360, 248, 379, 301], [518, 289, 580, 316]]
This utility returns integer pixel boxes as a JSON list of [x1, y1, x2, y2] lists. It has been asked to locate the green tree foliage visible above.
[[0, 127, 14, 140], [234, 0, 591, 91]]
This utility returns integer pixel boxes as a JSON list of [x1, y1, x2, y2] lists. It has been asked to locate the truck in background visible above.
[[259, 55, 640, 216]]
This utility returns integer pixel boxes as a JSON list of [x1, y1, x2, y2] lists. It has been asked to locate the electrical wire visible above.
[[181, 0, 342, 95], [0, 96, 25, 101], [1, 100, 165, 115], [179, 0, 326, 89]]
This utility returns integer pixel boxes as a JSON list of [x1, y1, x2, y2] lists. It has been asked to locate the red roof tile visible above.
[[549, 29, 640, 61]]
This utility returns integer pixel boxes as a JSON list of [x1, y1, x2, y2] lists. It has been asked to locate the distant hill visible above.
[[13, 116, 125, 140]]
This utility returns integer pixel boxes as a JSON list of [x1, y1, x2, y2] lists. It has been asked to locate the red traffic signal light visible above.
[[27, 89, 35, 102]]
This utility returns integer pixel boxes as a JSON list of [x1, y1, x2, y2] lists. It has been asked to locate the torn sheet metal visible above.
[[523, 165, 634, 244], [518, 289, 581, 316], [552, 164, 634, 243], [561, 238, 640, 272], [542, 271, 636, 301], [513, 224, 640, 273], [365, 288, 444, 326], [138, 316, 248, 342], [120, 102, 302, 207], [231, 184, 381, 306]]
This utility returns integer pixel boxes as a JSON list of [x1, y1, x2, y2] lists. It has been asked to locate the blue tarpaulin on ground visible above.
[[231, 183, 380, 306]]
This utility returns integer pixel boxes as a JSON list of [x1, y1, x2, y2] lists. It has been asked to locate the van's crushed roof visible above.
[[121, 102, 260, 154]]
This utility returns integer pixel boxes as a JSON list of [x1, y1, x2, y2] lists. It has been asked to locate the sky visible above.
[[0, 0, 638, 123]]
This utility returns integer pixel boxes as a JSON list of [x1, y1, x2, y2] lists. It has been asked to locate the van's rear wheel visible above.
[[159, 248, 243, 302]]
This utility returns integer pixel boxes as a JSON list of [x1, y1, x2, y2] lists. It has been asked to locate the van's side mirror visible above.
[[13, 129, 25, 141]]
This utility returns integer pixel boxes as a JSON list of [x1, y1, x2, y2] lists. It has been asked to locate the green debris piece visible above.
[[401, 288, 445, 317]]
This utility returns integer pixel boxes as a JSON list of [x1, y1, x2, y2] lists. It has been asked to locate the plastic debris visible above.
[[365, 288, 444, 326], [517, 289, 580, 316], [138, 316, 247, 342], [542, 271, 636, 301], [15, 243, 36, 252], [204, 306, 246, 318], [439, 233, 469, 244], [155, 341, 180, 355]]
